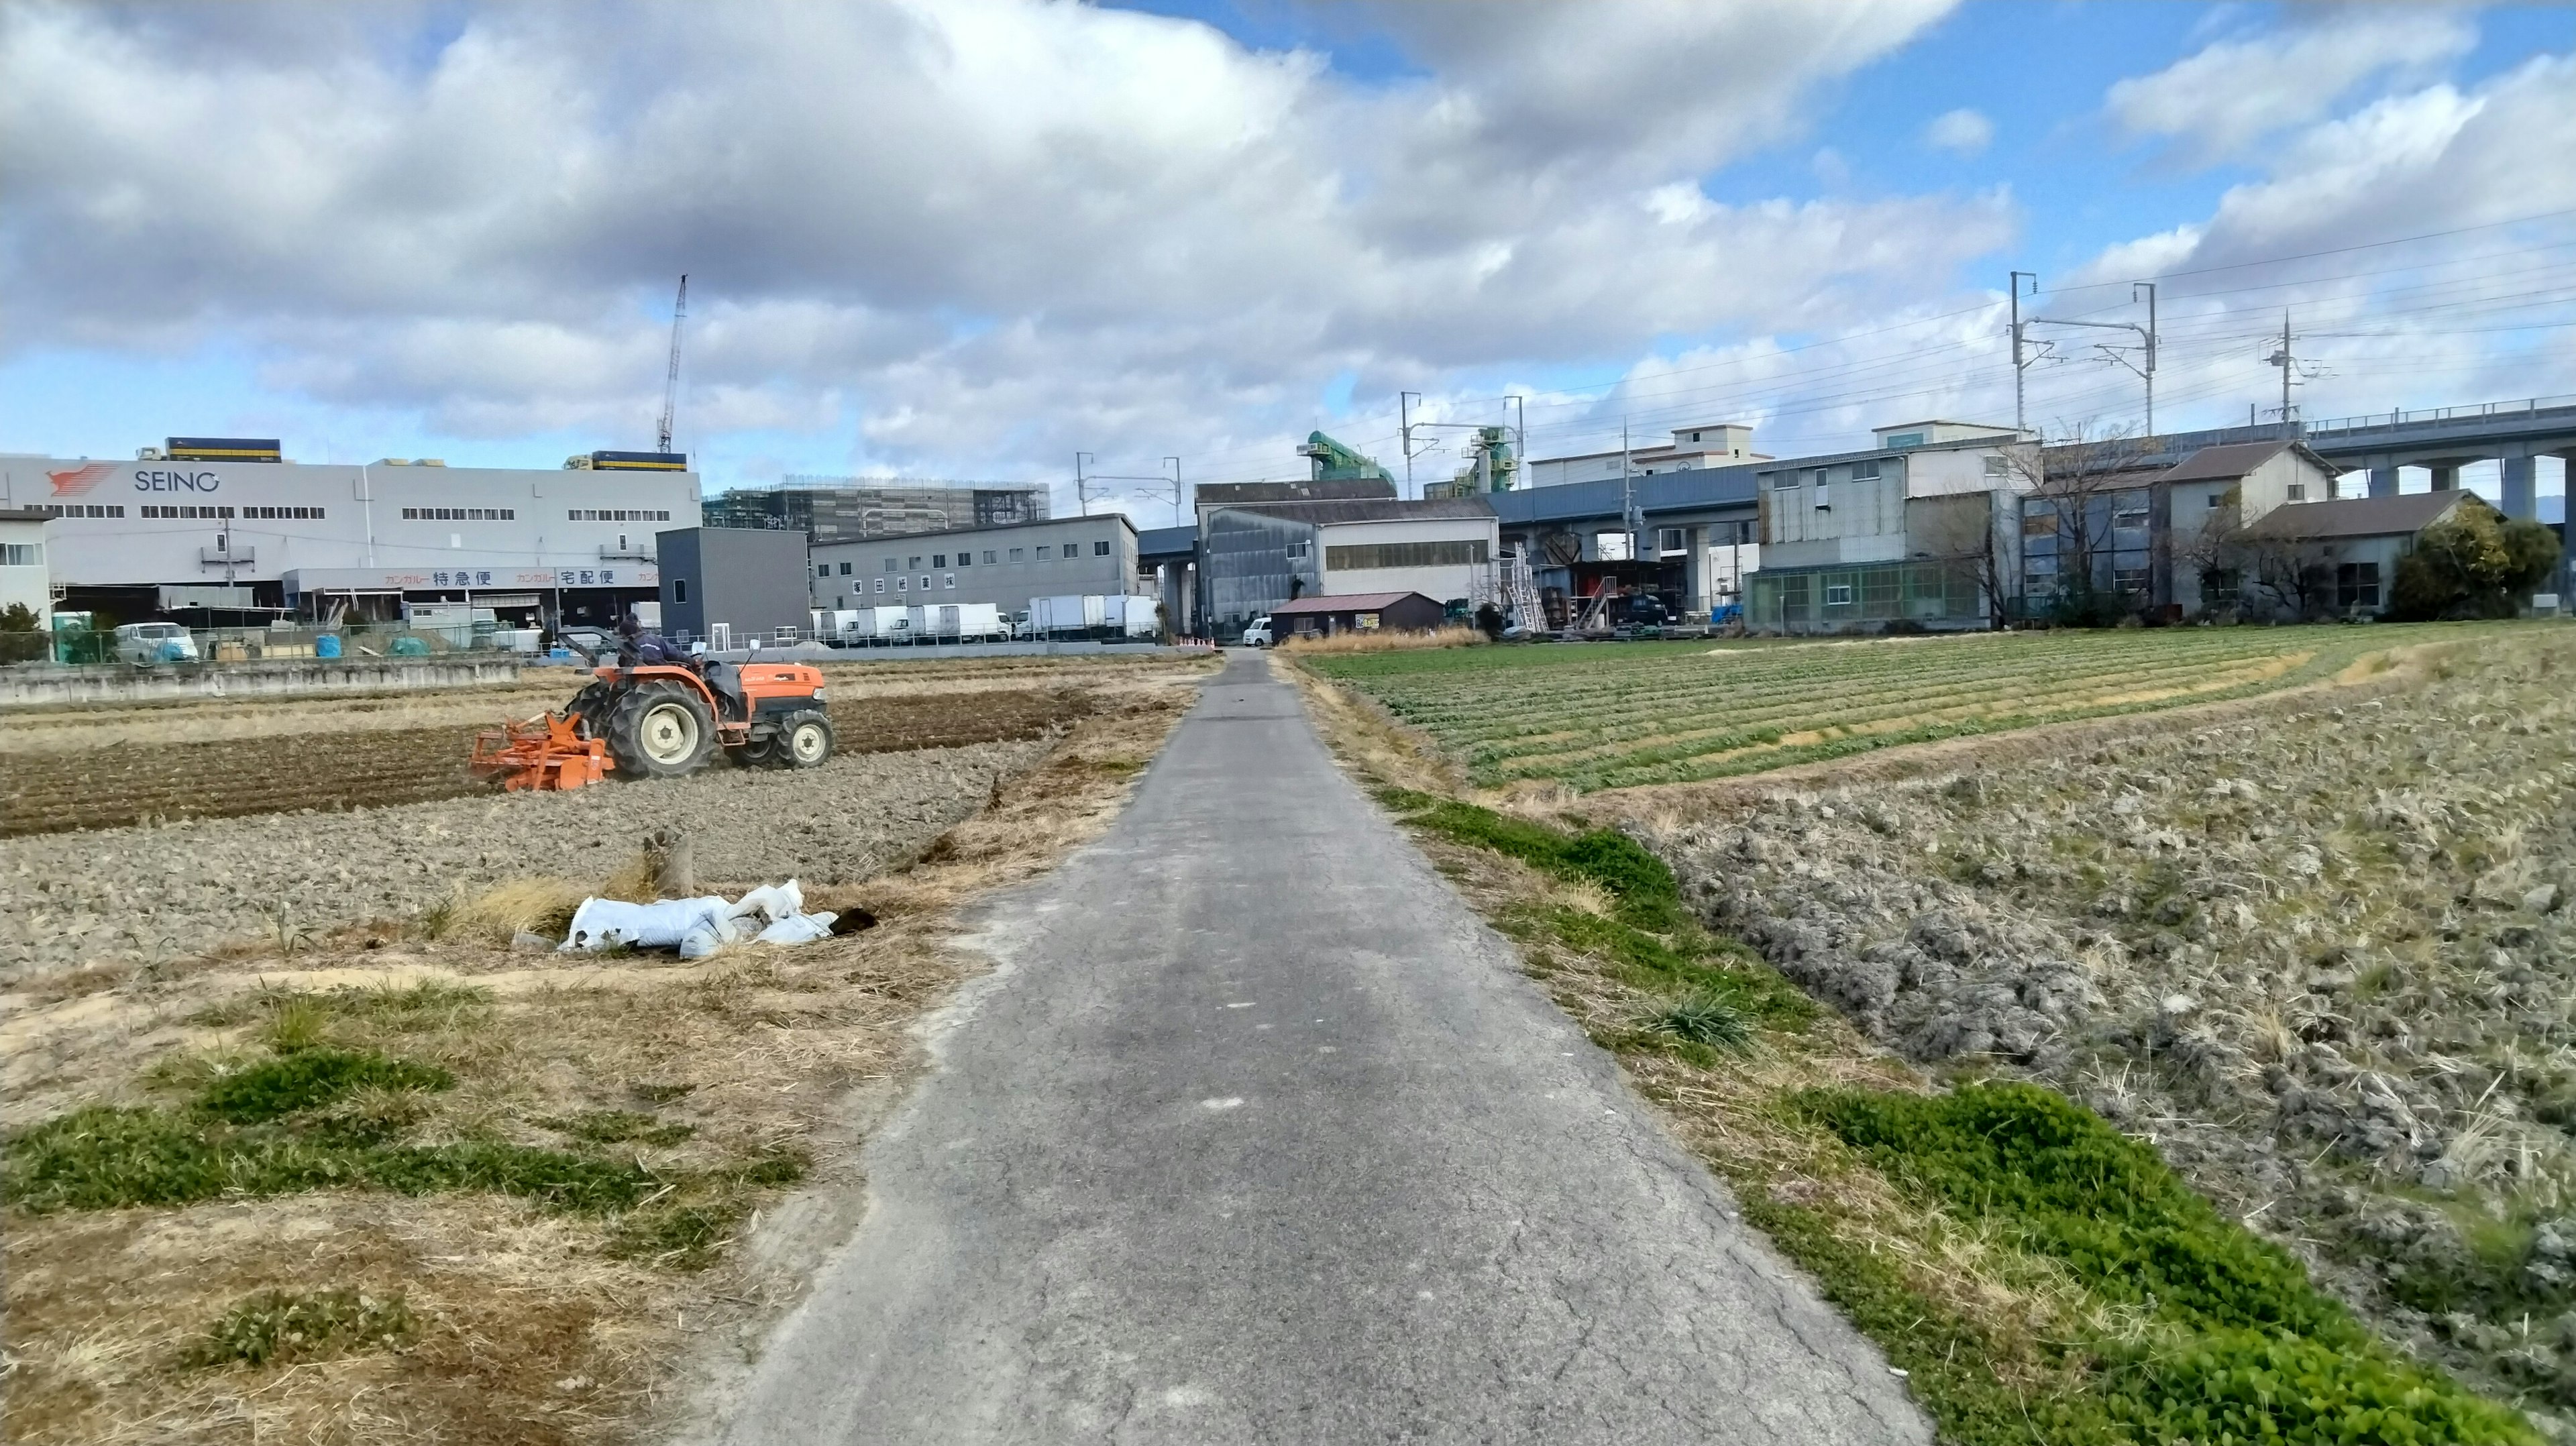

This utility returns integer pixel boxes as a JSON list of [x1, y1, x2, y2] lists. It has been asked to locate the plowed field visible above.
[[1, 687, 1089, 838]]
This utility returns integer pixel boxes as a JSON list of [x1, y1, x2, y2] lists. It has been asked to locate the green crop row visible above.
[[1309, 624, 2503, 789]]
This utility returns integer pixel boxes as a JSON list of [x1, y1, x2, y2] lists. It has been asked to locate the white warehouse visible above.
[[0, 445, 700, 624]]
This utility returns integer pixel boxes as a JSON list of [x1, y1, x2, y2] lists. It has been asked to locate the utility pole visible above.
[[1075, 451, 1094, 516], [2133, 281, 2157, 439], [2266, 311, 2298, 435], [1620, 419, 1640, 562], [2010, 271, 2037, 436], [657, 274, 688, 454], [1399, 392, 1421, 500], [1507, 394, 1525, 489], [1163, 456, 1183, 527]]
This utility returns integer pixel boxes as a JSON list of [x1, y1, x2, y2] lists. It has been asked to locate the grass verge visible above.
[[1291, 658, 2536, 1445]]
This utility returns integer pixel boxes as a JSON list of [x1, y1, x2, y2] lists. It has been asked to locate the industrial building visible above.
[[1748, 420, 2033, 633], [658, 526, 814, 647], [2021, 438, 2342, 619], [1523, 423, 1768, 487], [704, 477, 1049, 543], [806, 512, 1140, 617], [1, 508, 47, 617], [1197, 496, 1500, 637], [0, 441, 700, 628]]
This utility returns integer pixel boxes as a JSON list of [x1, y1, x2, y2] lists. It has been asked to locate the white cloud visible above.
[[2106, 9, 2477, 162], [0, 0, 1998, 485], [1922, 108, 1992, 156]]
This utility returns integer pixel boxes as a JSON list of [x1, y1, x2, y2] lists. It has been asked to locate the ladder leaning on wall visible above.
[[1497, 547, 1542, 630]]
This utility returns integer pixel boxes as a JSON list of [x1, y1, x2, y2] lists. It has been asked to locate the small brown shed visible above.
[[1268, 591, 1446, 638]]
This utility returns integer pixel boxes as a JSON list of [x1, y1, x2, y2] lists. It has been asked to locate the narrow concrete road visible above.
[[708, 653, 1929, 1445]]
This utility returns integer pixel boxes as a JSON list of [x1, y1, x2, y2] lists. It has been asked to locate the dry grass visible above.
[[1277, 624, 1485, 655], [2, 677, 1203, 1445]]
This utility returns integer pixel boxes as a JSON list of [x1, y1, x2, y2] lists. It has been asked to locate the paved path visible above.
[[709, 653, 1929, 1445]]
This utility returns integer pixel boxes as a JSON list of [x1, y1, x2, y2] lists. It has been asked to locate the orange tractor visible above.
[[472, 660, 834, 791]]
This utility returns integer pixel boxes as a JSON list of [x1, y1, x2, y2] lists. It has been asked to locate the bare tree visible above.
[[2182, 490, 2330, 621], [1904, 492, 2011, 628], [2008, 423, 2154, 625]]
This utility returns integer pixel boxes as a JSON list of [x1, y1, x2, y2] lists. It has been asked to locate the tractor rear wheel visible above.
[[780, 710, 834, 769], [604, 681, 715, 779]]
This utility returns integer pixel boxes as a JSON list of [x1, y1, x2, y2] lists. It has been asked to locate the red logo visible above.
[[47, 462, 113, 497]]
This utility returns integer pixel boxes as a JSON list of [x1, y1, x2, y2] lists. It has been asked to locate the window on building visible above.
[[2337, 561, 2382, 610], [1010, 547, 1024, 561], [1768, 472, 1798, 490], [674, 579, 689, 603], [0, 543, 42, 566], [1326, 540, 1490, 570], [2023, 508, 2057, 537], [983, 551, 997, 564], [2208, 568, 2241, 601], [957, 551, 971, 567], [1656, 528, 1685, 555], [1852, 459, 1880, 480], [1094, 539, 1112, 556], [1285, 539, 1311, 560], [2207, 491, 2228, 509], [2113, 567, 2150, 595], [816, 563, 828, 577], [2112, 492, 2149, 531], [1984, 455, 2010, 477], [2287, 482, 2308, 502], [908, 555, 922, 569], [1814, 484, 1831, 510], [883, 557, 898, 571], [1823, 583, 1854, 606], [839, 561, 852, 575], [1035, 545, 1052, 560], [933, 553, 947, 568]]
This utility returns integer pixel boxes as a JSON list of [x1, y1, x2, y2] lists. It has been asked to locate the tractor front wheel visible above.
[[780, 710, 834, 769], [604, 681, 715, 779]]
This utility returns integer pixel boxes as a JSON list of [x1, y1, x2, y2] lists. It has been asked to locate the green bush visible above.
[[196, 1048, 453, 1124], [1647, 993, 1752, 1050], [2390, 508, 2563, 620], [182, 1288, 413, 1368], [544, 1109, 696, 1147]]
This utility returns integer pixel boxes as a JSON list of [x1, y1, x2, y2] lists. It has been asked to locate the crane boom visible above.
[[656, 274, 688, 454]]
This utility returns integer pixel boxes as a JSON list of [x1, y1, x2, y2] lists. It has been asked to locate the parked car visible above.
[[1240, 615, 1274, 647], [114, 622, 199, 665]]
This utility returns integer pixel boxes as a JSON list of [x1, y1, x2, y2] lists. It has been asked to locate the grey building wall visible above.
[[809, 514, 1137, 614], [1201, 508, 1321, 630], [658, 526, 812, 643]]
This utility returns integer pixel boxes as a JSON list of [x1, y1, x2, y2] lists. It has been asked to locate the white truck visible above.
[[907, 602, 1004, 641], [1239, 615, 1274, 647]]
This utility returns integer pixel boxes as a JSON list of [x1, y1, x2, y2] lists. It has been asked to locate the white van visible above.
[[115, 622, 199, 664], [1240, 616, 1273, 648]]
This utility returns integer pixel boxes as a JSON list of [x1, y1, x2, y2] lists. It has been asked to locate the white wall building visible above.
[[0, 507, 50, 618], [1524, 423, 1768, 488], [1318, 510, 1503, 604], [0, 453, 699, 614], [808, 513, 1139, 616]]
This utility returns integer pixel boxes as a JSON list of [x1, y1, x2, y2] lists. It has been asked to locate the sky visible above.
[[5, 1, 2573, 518]]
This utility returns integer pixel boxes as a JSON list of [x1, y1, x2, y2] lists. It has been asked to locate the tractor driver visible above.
[[616, 609, 684, 667]]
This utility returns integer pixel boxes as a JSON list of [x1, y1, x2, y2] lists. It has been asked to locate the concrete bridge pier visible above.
[[2502, 454, 2539, 520], [2428, 462, 2462, 492], [2367, 465, 2402, 498]]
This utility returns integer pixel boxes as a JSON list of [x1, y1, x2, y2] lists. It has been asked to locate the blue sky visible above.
[[5, 1, 2572, 508]]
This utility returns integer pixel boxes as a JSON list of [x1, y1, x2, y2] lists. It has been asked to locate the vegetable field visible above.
[[1302, 623, 2508, 791]]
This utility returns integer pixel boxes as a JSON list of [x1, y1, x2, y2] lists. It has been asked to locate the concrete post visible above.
[[2367, 466, 2400, 498], [2502, 455, 2538, 520], [2428, 463, 2460, 492], [1682, 524, 1707, 617]]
